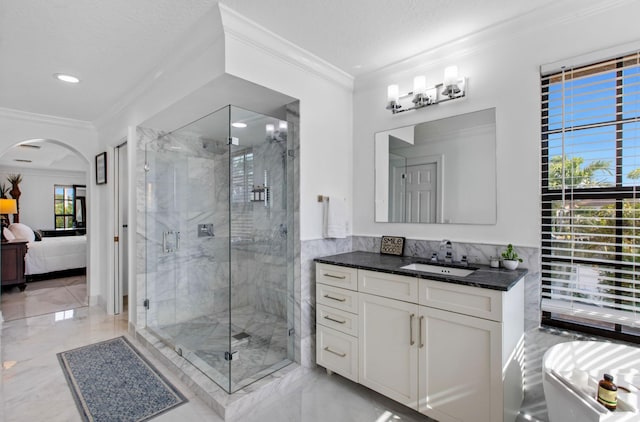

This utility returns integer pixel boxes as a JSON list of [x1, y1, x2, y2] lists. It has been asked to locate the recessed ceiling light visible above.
[[232, 122, 247, 128], [53, 73, 80, 84]]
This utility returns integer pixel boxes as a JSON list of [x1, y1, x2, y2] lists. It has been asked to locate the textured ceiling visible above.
[[220, 0, 557, 75], [0, 0, 558, 122], [0, 0, 217, 121]]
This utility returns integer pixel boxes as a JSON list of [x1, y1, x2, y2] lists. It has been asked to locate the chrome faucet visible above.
[[439, 239, 453, 264]]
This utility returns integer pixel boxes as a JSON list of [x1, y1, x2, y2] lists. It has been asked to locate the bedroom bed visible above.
[[25, 235, 87, 277], [3, 222, 87, 280]]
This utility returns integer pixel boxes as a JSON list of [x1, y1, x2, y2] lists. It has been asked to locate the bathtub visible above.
[[542, 340, 640, 421]]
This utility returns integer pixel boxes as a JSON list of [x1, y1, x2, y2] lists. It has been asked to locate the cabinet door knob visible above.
[[324, 346, 346, 358], [409, 313, 416, 346], [324, 315, 347, 324], [323, 294, 346, 302], [419, 315, 425, 348]]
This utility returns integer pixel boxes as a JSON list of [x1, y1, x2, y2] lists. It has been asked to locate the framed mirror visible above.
[[375, 108, 496, 224]]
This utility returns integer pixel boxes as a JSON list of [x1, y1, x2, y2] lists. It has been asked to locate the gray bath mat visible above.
[[57, 336, 187, 421]]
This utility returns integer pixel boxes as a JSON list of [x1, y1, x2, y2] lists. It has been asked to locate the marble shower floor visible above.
[[1, 275, 87, 321], [153, 306, 290, 392]]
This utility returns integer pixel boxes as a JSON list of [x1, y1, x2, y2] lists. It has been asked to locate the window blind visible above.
[[541, 52, 640, 335], [230, 150, 253, 242]]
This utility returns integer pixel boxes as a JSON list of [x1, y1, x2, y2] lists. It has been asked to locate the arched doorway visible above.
[[0, 138, 90, 321]]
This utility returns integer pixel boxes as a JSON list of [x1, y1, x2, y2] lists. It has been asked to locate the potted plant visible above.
[[501, 244, 523, 270], [7, 174, 21, 223]]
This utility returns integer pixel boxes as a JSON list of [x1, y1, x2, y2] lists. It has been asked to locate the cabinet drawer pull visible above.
[[409, 313, 415, 346], [323, 273, 347, 280], [323, 294, 346, 302], [324, 315, 347, 324], [419, 315, 425, 348], [324, 346, 347, 358]]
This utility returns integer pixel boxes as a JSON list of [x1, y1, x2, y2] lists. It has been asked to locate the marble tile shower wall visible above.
[[243, 139, 290, 320], [137, 125, 292, 333], [299, 236, 541, 367], [136, 127, 227, 329]]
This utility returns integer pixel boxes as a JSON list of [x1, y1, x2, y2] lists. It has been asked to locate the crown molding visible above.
[[219, 3, 354, 91], [0, 107, 95, 131], [94, 7, 226, 131], [355, 0, 637, 90]]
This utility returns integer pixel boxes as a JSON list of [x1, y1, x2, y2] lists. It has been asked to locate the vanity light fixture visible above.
[[386, 65, 466, 114], [53, 73, 80, 84]]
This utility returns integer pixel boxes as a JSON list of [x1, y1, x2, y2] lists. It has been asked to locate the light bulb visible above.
[[413, 76, 426, 95], [443, 66, 459, 87], [387, 84, 399, 102]]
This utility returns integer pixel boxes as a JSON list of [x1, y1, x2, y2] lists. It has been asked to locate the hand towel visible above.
[[323, 196, 346, 239]]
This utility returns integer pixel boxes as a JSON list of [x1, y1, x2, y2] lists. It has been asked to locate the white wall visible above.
[[352, 0, 640, 248], [0, 166, 87, 229], [94, 4, 353, 323], [221, 6, 354, 241]]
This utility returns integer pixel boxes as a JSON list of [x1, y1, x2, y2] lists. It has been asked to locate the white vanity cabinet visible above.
[[316, 264, 524, 422], [315, 263, 360, 382]]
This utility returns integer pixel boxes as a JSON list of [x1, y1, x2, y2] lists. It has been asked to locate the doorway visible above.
[[391, 160, 439, 223], [113, 142, 128, 315], [0, 139, 90, 320]]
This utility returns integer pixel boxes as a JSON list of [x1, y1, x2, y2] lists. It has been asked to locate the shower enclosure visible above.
[[141, 105, 294, 393]]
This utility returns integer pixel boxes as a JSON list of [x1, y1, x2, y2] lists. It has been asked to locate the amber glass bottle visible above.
[[597, 373, 617, 411]]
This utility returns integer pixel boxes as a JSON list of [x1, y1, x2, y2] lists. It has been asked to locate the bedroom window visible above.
[[54, 185, 75, 229], [541, 52, 640, 341]]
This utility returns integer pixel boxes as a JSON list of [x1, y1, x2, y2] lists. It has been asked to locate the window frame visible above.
[[541, 55, 640, 343], [54, 184, 75, 229]]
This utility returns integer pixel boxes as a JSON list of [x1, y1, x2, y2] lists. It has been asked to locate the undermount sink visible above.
[[400, 263, 476, 277]]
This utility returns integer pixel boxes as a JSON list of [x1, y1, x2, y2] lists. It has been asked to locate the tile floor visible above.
[[1, 275, 87, 321], [0, 284, 634, 422]]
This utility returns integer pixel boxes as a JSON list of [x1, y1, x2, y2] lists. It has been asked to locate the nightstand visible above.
[[1, 240, 28, 291]]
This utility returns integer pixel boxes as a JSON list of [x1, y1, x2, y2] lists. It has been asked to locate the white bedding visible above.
[[25, 235, 87, 275]]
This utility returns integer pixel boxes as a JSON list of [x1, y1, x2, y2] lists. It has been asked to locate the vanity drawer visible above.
[[419, 279, 503, 322], [317, 284, 359, 314], [316, 263, 358, 291], [358, 269, 419, 303], [317, 325, 358, 382], [317, 304, 358, 337]]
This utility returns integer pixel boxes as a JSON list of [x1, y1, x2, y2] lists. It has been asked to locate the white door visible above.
[[418, 306, 502, 422], [359, 292, 418, 407], [404, 163, 437, 223]]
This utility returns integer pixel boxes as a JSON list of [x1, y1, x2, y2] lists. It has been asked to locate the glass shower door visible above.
[[142, 104, 294, 394], [143, 110, 232, 390], [228, 106, 294, 392]]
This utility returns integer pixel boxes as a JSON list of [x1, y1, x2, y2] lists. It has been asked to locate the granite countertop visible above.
[[314, 251, 527, 291]]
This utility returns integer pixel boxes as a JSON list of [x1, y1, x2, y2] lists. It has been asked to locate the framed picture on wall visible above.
[[95, 152, 107, 185]]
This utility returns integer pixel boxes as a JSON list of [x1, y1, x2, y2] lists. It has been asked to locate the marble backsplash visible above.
[[299, 236, 541, 367]]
